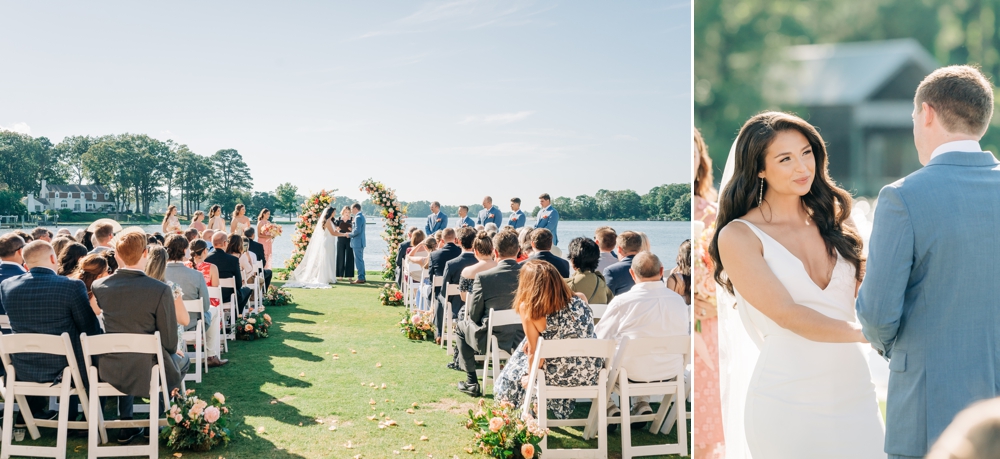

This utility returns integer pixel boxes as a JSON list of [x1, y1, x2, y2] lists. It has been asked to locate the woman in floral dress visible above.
[[494, 260, 603, 419]]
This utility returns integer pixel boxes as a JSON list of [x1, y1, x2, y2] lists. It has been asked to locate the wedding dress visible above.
[[284, 219, 337, 289], [732, 218, 885, 458]]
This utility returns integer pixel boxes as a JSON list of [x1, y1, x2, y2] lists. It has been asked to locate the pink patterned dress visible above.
[[693, 196, 724, 457]]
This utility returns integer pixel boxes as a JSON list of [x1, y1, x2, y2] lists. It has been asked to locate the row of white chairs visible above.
[[0, 331, 171, 459]]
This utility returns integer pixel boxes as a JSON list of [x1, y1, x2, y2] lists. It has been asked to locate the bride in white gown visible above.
[[711, 112, 885, 458], [285, 207, 345, 289]]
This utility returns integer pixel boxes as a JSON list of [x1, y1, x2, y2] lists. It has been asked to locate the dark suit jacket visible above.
[[428, 242, 462, 287], [395, 240, 412, 287], [439, 252, 479, 315], [603, 255, 636, 296], [528, 251, 571, 278], [248, 239, 265, 265], [1, 268, 101, 385], [458, 259, 524, 353], [0, 262, 26, 315], [93, 269, 181, 395], [205, 250, 243, 306]]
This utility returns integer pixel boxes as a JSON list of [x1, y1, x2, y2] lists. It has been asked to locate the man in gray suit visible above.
[[455, 230, 525, 397], [93, 230, 181, 443], [857, 65, 1000, 459]]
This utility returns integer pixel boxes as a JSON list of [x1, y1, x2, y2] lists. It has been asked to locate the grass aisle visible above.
[[12, 273, 684, 458]]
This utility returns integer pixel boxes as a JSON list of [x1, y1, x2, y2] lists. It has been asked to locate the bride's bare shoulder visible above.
[[717, 217, 762, 255]]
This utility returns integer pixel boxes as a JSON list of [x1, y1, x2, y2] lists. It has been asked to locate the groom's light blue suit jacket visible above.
[[349, 213, 366, 249], [857, 151, 1000, 458]]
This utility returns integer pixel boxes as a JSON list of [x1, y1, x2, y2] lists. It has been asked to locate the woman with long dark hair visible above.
[[57, 242, 89, 276], [207, 205, 226, 231], [709, 112, 883, 458]]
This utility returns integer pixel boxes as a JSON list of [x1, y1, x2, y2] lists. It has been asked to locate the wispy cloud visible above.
[[459, 110, 535, 125], [435, 141, 584, 162], [0, 122, 30, 135], [615, 134, 638, 141], [352, 0, 551, 41]]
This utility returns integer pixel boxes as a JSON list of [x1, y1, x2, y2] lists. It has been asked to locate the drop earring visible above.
[[758, 177, 764, 206]]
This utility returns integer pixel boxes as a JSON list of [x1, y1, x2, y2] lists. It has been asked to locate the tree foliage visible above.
[[208, 149, 254, 218]]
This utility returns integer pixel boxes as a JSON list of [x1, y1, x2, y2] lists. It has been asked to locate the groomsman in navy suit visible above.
[[535, 193, 560, 245], [507, 198, 526, 229], [477, 196, 502, 227], [349, 203, 367, 284], [456, 206, 476, 228], [0, 233, 27, 316], [425, 201, 448, 235]]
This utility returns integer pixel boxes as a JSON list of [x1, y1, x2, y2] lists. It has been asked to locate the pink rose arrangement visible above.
[[161, 389, 231, 451], [465, 399, 546, 459], [398, 309, 433, 340]]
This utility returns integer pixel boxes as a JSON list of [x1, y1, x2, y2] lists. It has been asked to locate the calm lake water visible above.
[[6, 218, 690, 271]]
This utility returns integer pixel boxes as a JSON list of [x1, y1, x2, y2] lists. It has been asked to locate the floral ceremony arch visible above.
[[360, 178, 406, 279], [284, 190, 335, 273]]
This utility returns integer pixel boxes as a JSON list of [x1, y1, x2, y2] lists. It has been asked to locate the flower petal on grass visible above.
[[414, 420, 424, 426], [402, 444, 415, 451], [257, 426, 266, 433], [405, 409, 414, 414], [420, 435, 428, 441]]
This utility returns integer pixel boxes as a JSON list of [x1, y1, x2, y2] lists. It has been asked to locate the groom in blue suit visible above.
[[857, 66, 1000, 459], [349, 203, 367, 284], [424, 201, 447, 235], [535, 193, 559, 245]]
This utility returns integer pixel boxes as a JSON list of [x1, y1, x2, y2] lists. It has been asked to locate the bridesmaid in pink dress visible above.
[[256, 208, 274, 269], [693, 128, 725, 458]]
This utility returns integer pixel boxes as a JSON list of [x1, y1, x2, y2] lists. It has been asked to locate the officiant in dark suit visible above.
[[333, 206, 356, 281]]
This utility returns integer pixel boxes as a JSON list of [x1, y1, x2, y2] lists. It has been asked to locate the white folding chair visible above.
[[589, 304, 609, 321], [522, 337, 616, 459], [81, 332, 170, 459], [182, 299, 207, 384], [405, 263, 422, 308], [251, 260, 265, 312], [207, 287, 228, 354], [0, 332, 91, 459], [442, 283, 461, 355], [482, 308, 520, 391], [217, 278, 238, 344], [0, 315, 10, 332]]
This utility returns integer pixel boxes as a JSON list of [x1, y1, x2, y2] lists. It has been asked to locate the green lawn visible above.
[[6, 273, 687, 458]]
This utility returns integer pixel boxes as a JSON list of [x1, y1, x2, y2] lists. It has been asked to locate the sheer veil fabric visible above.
[[285, 218, 338, 289]]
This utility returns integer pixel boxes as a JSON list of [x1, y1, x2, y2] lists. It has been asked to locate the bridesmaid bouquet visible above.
[[261, 223, 283, 239]]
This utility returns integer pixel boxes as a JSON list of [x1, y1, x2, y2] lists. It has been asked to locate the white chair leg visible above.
[[55, 378, 71, 459], [597, 369, 608, 459], [1, 375, 14, 459], [148, 371, 159, 459], [620, 374, 632, 459], [15, 394, 41, 439]]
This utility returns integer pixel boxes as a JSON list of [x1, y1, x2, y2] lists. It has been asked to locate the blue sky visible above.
[[0, 1, 690, 205]]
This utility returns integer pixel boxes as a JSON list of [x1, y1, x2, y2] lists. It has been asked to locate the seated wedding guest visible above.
[[189, 210, 207, 232], [226, 234, 260, 300], [458, 231, 498, 302], [79, 230, 94, 251], [535, 193, 560, 245], [430, 228, 463, 342], [100, 250, 118, 275], [441, 228, 479, 307], [604, 230, 643, 296], [595, 226, 619, 273], [526, 228, 570, 278], [395, 226, 418, 287], [184, 228, 200, 242], [163, 235, 211, 332], [455, 230, 524, 397], [207, 205, 226, 231], [456, 206, 475, 228], [667, 239, 692, 305], [74, 228, 86, 242], [206, 232, 249, 313], [31, 227, 53, 242], [147, 234, 160, 245], [507, 198, 526, 229], [50, 235, 74, 263], [57, 228, 72, 238], [565, 237, 613, 304], [93, 231, 181, 443], [595, 252, 689, 427], [493, 260, 600, 417], [89, 223, 115, 254], [162, 205, 182, 234], [477, 196, 503, 227], [474, 224, 485, 232], [927, 397, 1000, 459], [517, 227, 534, 262], [484, 222, 498, 235], [0, 234, 27, 314], [407, 237, 438, 310], [70, 253, 109, 317], [153, 232, 166, 245], [1, 240, 102, 420], [185, 239, 226, 367], [145, 245, 193, 375], [57, 242, 88, 276], [201, 229, 216, 252], [15, 230, 33, 243], [637, 231, 652, 253], [425, 201, 448, 235], [244, 227, 272, 290]]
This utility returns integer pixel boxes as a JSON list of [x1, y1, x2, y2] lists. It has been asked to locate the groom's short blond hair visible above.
[[915, 65, 994, 136]]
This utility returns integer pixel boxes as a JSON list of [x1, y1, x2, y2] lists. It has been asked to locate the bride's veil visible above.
[[716, 139, 759, 459], [286, 208, 337, 288]]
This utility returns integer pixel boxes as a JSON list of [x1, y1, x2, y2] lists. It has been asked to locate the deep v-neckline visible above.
[[737, 219, 840, 292]]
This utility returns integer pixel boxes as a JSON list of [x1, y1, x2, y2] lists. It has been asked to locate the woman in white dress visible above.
[[285, 207, 345, 289], [230, 204, 252, 235], [207, 205, 226, 232], [710, 112, 885, 458], [162, 205, 182, 234]]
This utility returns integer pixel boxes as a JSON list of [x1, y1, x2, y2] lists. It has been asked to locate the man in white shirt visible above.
[[88, 223, 115, 254], [595, 252, 689, 427], [594, 226, 618, 273]]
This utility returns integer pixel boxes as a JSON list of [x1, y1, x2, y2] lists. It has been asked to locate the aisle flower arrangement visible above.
[[284, 190, 335, 273], [398, 309, 434, 340], [465, 399, 547, 459], [263, 286, 293, 306], [379, 283, 404, 306], [236, 310, 272, 340], [360, 179, 407, 279], [160, 389, 231, 452]]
